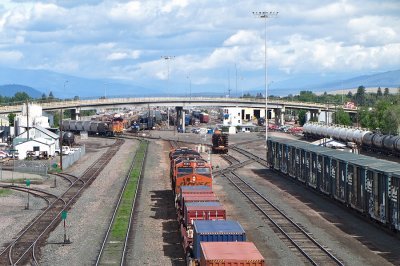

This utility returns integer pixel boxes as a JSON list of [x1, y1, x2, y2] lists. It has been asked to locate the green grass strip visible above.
[[110, 140, 147, 240], [0, 189, 12, 197]]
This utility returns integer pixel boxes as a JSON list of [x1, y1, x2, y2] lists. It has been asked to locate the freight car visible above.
[[199, 113, 209, 123], [303, 123, 400, 157], [211, 129, 228, 154], [170, 145, 266, 266], [267, 136, 400, 232], [62, 118, 124, 136]]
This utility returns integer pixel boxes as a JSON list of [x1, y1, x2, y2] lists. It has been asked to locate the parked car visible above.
[[0, 151, 9, 159], [55, 146, 72, 155]]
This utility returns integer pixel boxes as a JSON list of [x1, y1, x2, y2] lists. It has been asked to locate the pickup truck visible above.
[[55, 146, 72, 155]]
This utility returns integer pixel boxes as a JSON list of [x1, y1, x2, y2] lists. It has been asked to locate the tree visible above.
[[354, 85, 366, 106], [8, 113, 16, 126], [41, 93, 47, 100], [347, 91, 353, 99], [298, 110, 307, 126], [377, 87, 382, 97], [332, 108, 352, 126], [382, 105, 400, 134], [384, 87, 389, 97], [48, 91, 54, 99], [13, 92, 31, 102], [73, 95, 80, 100]]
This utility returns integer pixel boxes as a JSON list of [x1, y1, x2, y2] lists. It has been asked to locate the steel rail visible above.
[[0, 139, 124, 265], [95, 140, 148, 265], [121, 140, 149, 265], [224, 171, 343, 266]]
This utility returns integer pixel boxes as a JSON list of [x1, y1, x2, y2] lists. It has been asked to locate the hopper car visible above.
[[169, 146, 265, 265], [62, 118, 124, 136], [267, 136, 400, 232], [303, 123, 400, 157]]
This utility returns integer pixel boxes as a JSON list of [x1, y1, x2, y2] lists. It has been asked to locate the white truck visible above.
[[55, 146, 72, 155]]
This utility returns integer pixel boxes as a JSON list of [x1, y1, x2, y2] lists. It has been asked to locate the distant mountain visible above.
[[267, 69, 400, 96], [0, 84, 43, 98], [0, 66, 159, 99]]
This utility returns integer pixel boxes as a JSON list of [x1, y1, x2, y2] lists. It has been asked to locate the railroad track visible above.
[[222, 170, 343, 265], [0, 139, 125, 265], [96, 140, 148, 266], [229, 145, 268, 167], [169, 140, 179, 149], [213, 154, 253, 176]]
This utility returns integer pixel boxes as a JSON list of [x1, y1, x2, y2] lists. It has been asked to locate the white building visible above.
[[14, 138, 56, 160], [14, 103, 50, 136], [13, 126, 59, 159], [222, 107, 242, 126]]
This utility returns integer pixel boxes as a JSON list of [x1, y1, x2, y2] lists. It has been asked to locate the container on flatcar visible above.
[[192, 220, 246, 260], [184, 202, 226, 226], [200, 242, 265, 266], [180, 193, 218, 212]]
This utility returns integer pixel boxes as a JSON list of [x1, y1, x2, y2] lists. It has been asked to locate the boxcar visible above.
[[267, 136, 400, 232]]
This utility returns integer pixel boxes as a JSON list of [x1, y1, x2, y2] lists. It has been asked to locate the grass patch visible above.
[[110, 141, 148, 240], [0, 189, 12, 197]]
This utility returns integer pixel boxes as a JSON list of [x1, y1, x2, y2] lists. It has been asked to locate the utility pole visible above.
[[161, 56, 175, 129], [59, 108, 63, 171], [253, 11, 278, 160]]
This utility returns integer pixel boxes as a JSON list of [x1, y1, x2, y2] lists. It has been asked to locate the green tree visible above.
[[382, 105, 400, 134], [48, 91, 54, 100], [354, 85, 366, 106], [377, 87, 382, 97], [384, 87, 389, 97], [332, 108, 352, 126], [13, 92, 31, 102], [8, 113, 16, 126], [298, 110, 307, 126]]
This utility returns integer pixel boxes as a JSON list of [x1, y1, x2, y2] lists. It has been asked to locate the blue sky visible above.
[[0, 0, 399, 96]]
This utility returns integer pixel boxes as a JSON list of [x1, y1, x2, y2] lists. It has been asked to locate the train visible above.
[[169, 146, 265, 265], [211, 129, 228, 154], [62, 118, 124, 136], [267, 136, 400, 232], [303, 123, 400, 156]]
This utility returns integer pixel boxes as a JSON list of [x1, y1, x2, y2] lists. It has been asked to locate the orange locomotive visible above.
[[170, 148, 212, 194]]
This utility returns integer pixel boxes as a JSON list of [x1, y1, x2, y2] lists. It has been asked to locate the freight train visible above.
[[62, 118, 124, 136], [303, 123, 400, 156], [169, 146, 265, 265], [267, 136, 400, 232], [211, 129, 228, 154]]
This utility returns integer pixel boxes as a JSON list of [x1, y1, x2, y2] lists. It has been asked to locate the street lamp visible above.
[[187, 75, 192, 100], [161, 56, 175, 129], [253, 11, 278, 159]]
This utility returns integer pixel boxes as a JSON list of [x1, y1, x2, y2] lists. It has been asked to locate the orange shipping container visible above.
[[200, 242, 265, 266]]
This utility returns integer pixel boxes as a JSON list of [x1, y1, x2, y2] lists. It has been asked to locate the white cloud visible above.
[[0, 50, 23, 63], [107, 50, 141, 61]]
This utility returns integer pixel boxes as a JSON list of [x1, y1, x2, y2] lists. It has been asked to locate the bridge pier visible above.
[[274, 107, 285, 126], [175, 107, 184, 132], [71, 108, 80, 120]]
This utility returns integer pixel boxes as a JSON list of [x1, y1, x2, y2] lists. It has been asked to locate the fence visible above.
[[49, 145, 86, 170]]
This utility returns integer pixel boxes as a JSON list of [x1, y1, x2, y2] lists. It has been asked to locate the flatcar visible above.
[[267, 136, 400, 232]]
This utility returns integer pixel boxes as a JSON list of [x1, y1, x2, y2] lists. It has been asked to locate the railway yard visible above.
[[1, 130, 400, 265]]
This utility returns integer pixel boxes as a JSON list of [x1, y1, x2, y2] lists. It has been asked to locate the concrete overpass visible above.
[[0, 96, 357, 114]]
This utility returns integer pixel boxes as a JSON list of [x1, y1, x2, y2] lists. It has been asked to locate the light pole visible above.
[[187, 75, 192, 100], [161, 55, 175, 129], [253, 11, 278, 159]]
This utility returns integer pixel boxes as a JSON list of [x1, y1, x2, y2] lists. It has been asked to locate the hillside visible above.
[[0, 84, 42, 98]]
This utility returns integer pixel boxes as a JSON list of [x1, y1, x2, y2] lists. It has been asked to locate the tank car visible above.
[[62, 132, 75, 146]]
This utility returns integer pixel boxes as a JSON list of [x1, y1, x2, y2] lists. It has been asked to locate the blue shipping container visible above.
[[193, 220, 246, 259]]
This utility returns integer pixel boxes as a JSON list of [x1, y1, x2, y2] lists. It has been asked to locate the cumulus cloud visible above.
[[0, 0, 399, 90]]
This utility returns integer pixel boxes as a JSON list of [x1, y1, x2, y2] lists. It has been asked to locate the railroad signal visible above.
[[61, 210, 71, 244], [25, 179, 30, 210]]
